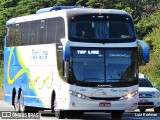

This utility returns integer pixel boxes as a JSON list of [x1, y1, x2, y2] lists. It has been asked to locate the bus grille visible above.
[[89, 97, 120, 101]]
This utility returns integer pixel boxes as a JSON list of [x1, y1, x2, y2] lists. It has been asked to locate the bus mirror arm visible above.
[[137, 39, 150, 63]]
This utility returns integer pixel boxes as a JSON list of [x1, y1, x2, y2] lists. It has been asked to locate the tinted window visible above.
[[6, 24, 15, 47], [139, 78, 153, 87], [56, 17, 65, 43], [29, 20, 38, 45], [38, 19, 47, 44], [46, 18, 57, 43], [20, 22, 29, 45], [69, 21, 134, 42], [6, 17, 65, 46], [71, 48, 137, 83]]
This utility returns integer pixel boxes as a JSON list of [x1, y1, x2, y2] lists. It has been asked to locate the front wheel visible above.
[[55, 110, 66, 119], [111, 110, 124, 119], [53, 94, 66, 119]]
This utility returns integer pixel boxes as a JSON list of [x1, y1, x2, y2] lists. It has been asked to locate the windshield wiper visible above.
[[106, 79, 127, 81], [83, 78, 104, 82]]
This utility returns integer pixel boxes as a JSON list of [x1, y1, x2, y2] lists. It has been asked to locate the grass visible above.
[[0, 68, 3, 89]]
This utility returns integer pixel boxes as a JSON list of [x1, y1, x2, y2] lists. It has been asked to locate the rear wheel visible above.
[[24, 106, 39, 113], [12, 89, 16, 110], [18, 92, 24, 112], [15, 91, 39, 113], [139, 109, 146, 113], [111, 110, 124, 119], [14, 92, 23, 112]]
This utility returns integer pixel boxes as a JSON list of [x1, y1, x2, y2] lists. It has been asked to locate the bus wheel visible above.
[[55, 110, 66, 119], [54, 95, 66, 119], [16, 92, 24, 112], [12, 89, 16, 109], [66, 111, 84, 118], [111, 110, 124, 119]]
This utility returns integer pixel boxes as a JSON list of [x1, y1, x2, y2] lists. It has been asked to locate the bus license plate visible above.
[[139, 99, 148, 103], [99, 102, 111, 107]]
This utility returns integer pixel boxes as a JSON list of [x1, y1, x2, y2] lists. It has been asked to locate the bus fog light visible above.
[[127, 93, 132, 99], [120, 90, 138, 100], [69, 90, 89, 100], [77, 94, 82, 98]]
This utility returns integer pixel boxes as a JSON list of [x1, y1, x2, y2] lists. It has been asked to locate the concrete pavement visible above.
[[0, 100, 14, 111]]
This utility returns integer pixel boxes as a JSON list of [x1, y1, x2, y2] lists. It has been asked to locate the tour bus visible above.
[[4, 6, 149, 119]]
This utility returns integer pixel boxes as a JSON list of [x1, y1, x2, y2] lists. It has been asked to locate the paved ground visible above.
[[0, 88, 3, 100]]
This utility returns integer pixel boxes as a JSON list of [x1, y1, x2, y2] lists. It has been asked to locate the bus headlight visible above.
[[69, 90, 89, 100], [153, 92, 160, 98], [120, 90, 138, 100]]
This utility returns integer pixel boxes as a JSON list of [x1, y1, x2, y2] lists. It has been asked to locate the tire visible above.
[[54, 94, 66, 119], [55, 110, 66, 119], [24, 106, 39, 113], [14, 91, 25, 112], [111, 110, 124, 119], [139, 109, 146, 113], [16, 92, 39, 113], [67, 111, 84, 118], [154, 107, 160, 113], [18, 92, 25, 112], [12, 90, 16, 110], [51, 91, 55, 113]]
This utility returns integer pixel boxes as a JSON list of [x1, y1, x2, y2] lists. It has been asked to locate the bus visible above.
[[4, 6, 149, 119]]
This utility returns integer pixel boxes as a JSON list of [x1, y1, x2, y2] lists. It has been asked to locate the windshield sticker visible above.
[[77, 50, 99, 55], [109, 54, 130, 58], [110, 89, 128, 92]]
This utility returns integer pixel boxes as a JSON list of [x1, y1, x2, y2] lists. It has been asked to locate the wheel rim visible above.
[[19, 93, 24, 112]]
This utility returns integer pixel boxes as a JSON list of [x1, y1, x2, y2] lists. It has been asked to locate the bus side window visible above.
[[38, 19, 47, 44], [29, 21, 38, 45], [46, 18, 56, 44], [56, 17, 65, 43], [14, 24, 22, 46], [6, 25, 14, 47], [21, 22, 29, 45], [57, 44, 63, 76]]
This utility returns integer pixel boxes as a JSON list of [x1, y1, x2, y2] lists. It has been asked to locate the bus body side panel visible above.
[[4, 44, 59, 108]]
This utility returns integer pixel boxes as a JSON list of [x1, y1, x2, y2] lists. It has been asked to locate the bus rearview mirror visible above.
[[137, 39, 150, 63]]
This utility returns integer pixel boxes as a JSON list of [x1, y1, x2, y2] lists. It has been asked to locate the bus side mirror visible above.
[[61, 38, 71, 61], [137, 39, 149, 63]]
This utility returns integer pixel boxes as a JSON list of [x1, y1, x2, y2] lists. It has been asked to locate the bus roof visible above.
[[6, 8, 131, 25]]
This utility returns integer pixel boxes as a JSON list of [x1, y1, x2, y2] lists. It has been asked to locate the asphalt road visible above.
[[0, 100, 160, 120]]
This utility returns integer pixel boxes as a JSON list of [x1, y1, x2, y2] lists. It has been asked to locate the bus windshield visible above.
[[69, 21, 134, 42], [71, 48, 137, 84]]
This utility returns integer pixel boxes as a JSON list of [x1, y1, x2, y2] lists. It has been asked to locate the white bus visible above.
[[4, 6, 149, 119]]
